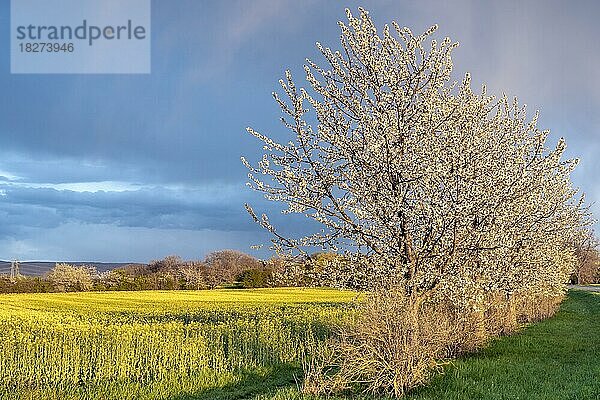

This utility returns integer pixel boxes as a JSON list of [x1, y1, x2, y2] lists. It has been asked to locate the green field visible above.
[[0, 289, 598, 400]]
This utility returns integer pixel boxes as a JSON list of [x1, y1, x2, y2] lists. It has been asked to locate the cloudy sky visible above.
[[0, 0, 599, 262]]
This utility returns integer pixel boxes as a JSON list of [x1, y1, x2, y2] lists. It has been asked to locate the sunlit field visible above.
[[0, 288, 356, 400]]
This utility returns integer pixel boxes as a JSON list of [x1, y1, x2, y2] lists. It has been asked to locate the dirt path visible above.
[[568, 284, 600, 292]]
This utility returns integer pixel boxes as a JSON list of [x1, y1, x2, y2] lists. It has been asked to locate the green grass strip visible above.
[[406, 290, 600, 400]]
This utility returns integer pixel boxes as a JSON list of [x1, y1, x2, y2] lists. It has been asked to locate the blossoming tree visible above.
[[242, 8, 589, 301]]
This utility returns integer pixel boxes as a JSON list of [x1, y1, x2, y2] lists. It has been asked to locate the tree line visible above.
[[0, 250, 375, 294], [1, 239, 598, 294], [0, 250, 269, 293]]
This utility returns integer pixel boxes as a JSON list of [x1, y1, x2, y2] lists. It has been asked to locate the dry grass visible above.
[[303, 292, 450, 397], [515, 293, 563, 323], [303, 290, 564, 398]]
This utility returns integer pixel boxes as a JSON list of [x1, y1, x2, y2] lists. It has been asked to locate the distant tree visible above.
[[154, 271, 179, 290], [115, 263, 151, 278], [204, 250, 262, 288], [310, 252, 371, 289], [148, 255, 184, 273], [96, 270, 123, 290], [180, 261, 208, 290], [267, 256, 314, 287], [46, 263, 94, 292], [107, 258, 209, 290], [572, 231, 600, 284]]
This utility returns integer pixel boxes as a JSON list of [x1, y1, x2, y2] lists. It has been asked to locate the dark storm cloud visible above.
[[0, 183, 311, 243], [0, 154, 142, 184], [1, 0, 599, 185], [0, 202, 63, 239], [0, 183, 260, 233], [0, 0, 598, 260]]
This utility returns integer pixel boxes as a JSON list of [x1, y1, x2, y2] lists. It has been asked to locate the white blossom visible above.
[[243, 8, 591, 302]]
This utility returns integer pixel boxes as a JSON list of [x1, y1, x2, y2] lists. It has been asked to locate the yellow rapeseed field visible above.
[[0, 288, 356, 399]]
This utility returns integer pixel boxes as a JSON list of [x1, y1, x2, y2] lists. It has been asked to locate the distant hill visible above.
[[0, 261, 135, 277]]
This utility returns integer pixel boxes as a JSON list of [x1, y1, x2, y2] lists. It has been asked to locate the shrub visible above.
[[0, 276, 53, 294], [304, 289, 565, 397], [46, 264, 95, 292], [304, 291, 452, 396], [514, 293, 564, 323], [239, 267, 273, 288]]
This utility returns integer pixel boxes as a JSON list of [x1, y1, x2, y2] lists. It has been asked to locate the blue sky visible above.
[[0, 0, 599, 262]]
